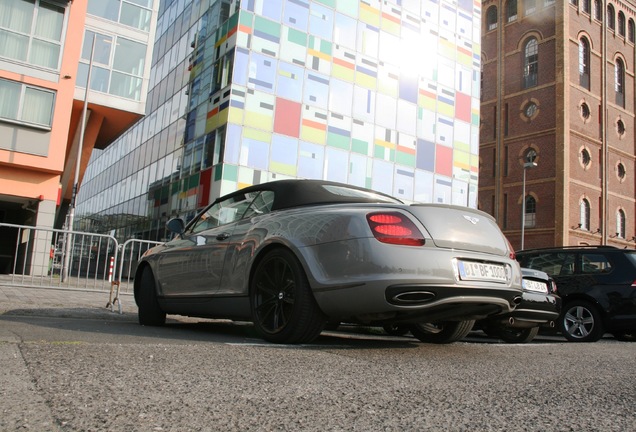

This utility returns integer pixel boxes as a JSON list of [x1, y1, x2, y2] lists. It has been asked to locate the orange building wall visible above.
[[0, 0, 87, 203]]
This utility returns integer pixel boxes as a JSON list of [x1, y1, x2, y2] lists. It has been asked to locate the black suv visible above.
[[516, 246, 636, 342]]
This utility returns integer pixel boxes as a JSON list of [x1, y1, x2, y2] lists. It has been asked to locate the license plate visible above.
[[523, 279, 548, 293], [458, 260, 508, 283]]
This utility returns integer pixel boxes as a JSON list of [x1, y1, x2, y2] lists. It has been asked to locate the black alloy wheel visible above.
[[250, 248, 325, 344], [497, 326, 539, 344], [409, 320, 475, 344], [559, 300, 604, 342], [137, 266, 166, 326]]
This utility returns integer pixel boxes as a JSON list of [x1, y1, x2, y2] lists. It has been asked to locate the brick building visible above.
[[480, 0, 636, 250]]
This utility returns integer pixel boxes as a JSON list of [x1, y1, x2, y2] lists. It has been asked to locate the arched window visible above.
[[594, 0, 602, 21], [524, 38, 539, 88], [507, 0, 517, 22], [616, 209, 626, 238], [615, 58, 625, 107], [582, 0, 591, 14], [487, 6, 498, 31], [580, 199, 591, 231], [524, 196, 536, 228], [629, 19, 635, 42], [579, 37, 590, 89], [618, 12, 626, 36], [607, 4, 615, 30]]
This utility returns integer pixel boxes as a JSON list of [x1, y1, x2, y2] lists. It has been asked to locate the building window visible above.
[[594, 0, 602, 20], [507, 0, 517, 22], [617, 162, 626, 180], [524, 196, 536, 228], [525, 0, 536, 15], [0, 78, 55, 127], [607, 4, 615, 30], [629, 19, 635, 43], [615, 58, 625, 107], [524, 101, 538, 119], [618, 12, 626, 37], [580, 199, 591, 231], [0, 0, 66, 70], [580, 102, 591, 121], [582, 0, 591, 14], [524, 148, 537, 163], [580, 148, 591, 167], [486, 6, 498, 31], [87, 0, 153, 32], [579, 37, 590, 89], [617, 119, 626, 136], [616, 209, 626, 238], [523, 38, 538, 88], [77, 30, 147, 101], [570, 0, 578, 5]]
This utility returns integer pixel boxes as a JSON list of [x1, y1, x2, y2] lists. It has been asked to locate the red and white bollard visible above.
[[108, 256, 114, 282]]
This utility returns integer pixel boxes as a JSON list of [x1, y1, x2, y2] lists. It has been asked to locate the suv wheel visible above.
[[560, 300, 604, 342]]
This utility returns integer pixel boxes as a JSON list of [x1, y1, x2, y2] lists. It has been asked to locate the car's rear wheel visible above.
[[559, 300, 604, 342], [498, 326, 539, 344], [250, 248, 325, 344], [409, 320, 475, 344], [137, 266, 166, 326]]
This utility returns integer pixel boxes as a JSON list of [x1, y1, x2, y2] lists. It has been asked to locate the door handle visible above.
[[216, 233, 230, 241]]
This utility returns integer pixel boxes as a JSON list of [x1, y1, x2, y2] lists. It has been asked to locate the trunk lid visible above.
[[406, 204, 510, 256]]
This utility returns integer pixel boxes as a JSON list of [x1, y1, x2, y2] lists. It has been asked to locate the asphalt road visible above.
[[1, 305, 634, 432]]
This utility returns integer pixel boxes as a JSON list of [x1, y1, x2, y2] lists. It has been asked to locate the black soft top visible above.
[[222, 179, 403, 210]]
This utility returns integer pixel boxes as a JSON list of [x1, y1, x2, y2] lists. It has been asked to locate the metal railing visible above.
[[0, 223, 163, 313]]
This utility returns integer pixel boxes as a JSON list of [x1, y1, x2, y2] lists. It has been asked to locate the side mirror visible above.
[[166, 218, 185, 235]]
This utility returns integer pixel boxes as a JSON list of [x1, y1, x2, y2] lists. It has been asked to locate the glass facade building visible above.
[[76, 0, 482, 242]]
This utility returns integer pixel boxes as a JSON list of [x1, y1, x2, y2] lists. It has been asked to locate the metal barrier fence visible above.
[[0, 223, 162, 312]]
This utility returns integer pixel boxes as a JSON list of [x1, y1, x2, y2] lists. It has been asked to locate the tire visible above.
[[383, 324, 410, 336], [409, 320, 475, 344], [250, 248, 326, 344], [498, 326, 539, 344], [137, 266, 166, 326], [559, 300, 604, 342]]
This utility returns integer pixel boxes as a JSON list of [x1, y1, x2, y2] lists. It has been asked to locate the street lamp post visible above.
[[62, 34, 96, 282], [521, 161, 538, 250]]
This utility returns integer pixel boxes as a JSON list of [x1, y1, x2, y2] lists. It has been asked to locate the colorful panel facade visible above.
[[230, 0, 480, 205]]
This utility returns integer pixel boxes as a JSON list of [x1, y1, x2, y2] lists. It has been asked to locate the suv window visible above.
[[580, 253, 612, 274], [522, 252, 575, 276]]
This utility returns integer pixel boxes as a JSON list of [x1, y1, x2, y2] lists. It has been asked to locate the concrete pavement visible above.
[[0, 276, 137, 318]]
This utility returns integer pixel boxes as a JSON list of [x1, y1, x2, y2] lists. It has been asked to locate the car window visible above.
[[242, 190, 274, 218], [580, 253, 612, 274], [189, 191, 263, 234], [523, 252, 575, 276]]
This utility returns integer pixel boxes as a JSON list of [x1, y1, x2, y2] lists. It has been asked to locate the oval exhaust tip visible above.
[[392, 291, 436, 304]]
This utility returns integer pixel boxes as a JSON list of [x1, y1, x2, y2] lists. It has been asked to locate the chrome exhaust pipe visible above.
[[549, 320, 555, 328]]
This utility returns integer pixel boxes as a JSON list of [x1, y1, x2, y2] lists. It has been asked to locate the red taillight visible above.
[[551, 280, 558, 294], [366, 212, 425, 246], [505, 237, 516, 260]]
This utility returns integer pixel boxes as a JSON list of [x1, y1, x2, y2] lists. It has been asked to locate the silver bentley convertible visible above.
[[134, 179, 523, 344]]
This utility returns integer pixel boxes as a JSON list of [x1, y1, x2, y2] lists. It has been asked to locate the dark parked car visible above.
[[474, 268, 560, 343], [516, 246, 636, 342], [135, 179, 524, 344]]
